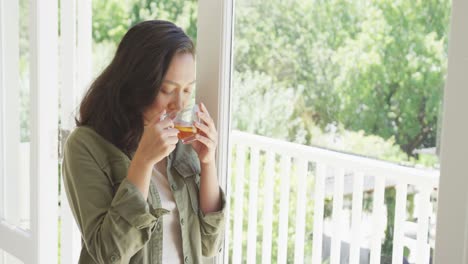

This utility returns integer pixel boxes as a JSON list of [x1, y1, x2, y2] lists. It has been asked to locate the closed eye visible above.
[[161, 89, 174, 95]]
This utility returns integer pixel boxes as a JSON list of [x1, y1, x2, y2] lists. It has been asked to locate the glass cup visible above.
[[172, 104, 200, 143]]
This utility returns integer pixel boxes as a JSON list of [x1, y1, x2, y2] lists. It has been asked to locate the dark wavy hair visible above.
[[76, 20, 195, 156]]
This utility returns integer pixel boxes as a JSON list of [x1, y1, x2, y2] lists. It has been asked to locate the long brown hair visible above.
[[77, 20, 195, 156]]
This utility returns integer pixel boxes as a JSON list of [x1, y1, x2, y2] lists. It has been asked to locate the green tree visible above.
[[92, 0, 197, 45], [233, 0, 450, 157], [92, 0, 129, 44]]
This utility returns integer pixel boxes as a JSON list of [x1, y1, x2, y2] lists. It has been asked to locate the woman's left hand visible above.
[[186, 102, 218, 165]]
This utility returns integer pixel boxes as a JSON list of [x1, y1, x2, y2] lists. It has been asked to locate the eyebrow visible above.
[[163, 79, 196, 87]]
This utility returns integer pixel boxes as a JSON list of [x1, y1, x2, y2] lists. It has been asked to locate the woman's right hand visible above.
[[135, 110, 179, 166]]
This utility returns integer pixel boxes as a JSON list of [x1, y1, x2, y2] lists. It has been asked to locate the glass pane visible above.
[[229, 0, 450, 262], [17, 0, 31, 231], [92, 0, 198, 78], [2, 0, 31, 231], [0, 249, 24, 264]]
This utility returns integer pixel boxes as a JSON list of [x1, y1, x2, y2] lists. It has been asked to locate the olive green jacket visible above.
[[62, 126, 226, 264]]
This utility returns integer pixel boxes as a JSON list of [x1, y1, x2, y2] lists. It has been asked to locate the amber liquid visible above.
[[175, 124, 197, 141]]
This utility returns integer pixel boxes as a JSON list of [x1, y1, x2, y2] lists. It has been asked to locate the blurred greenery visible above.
[[91, 0, 198, 76], [231, 0, 449, 164], [19, 0, 30, 142]]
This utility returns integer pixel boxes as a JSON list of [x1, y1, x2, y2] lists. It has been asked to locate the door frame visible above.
[[0, 0, 59, 263]]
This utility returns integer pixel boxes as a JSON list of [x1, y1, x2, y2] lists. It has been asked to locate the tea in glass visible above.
[[173, 105, 200, 143]]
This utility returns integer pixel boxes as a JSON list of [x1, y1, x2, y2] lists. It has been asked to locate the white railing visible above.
[[227, 130, 439, 264]]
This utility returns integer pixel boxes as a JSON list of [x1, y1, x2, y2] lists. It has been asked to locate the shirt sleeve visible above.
[[62, 133, 167, 264], [198, 187, 227, 257]]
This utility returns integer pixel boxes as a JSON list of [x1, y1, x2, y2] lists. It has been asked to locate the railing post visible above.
[[392, 183, 408, 264], [261, 151, 276, 264], [246, 147, 260, 263], [232, 145, 246, 264], [294, 159, 308, 263], [349, 172, 364, 264], [330, 168, 345, 264], [277, 156, 291, 264], [312, 163, 326, 264], [415, 186, 431, 264], [370, 176, 386, 264]]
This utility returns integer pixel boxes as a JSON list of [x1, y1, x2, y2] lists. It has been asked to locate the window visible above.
[[225, 0, 451, 263]]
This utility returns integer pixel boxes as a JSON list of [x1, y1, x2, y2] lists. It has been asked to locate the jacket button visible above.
[[219, 247, 222, 253], [180, 218, 184, 225], [156, 223, 161, 231], [184, 256, 189, 263], [110, 255, 119, 262], [171, 183, 176, 190]]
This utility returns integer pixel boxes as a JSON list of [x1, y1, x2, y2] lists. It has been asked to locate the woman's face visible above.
[[143, 52, 196, 123]]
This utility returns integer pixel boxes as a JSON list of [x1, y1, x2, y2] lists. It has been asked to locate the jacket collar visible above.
[[169, 142, 201, 178]]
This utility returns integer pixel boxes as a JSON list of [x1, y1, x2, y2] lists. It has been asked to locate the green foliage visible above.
[[128, 0, 197, 41], [91, 0, 197, 78], [92, 0, 129, 44], [231, 70, 429, 167], [92, 0, 197, 45], [231, 71, 303, 142], [19, 0, 30, 142], [233, 0, 450, 157]]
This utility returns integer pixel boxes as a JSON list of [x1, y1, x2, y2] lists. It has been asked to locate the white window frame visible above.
[[196, 0, 234, 263], [434, 0, 468, 262], [0, 0, 59, 263], [197, 0, 468, 263]]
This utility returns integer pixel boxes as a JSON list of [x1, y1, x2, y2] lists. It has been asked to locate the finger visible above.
[[165, 135, 180, 145], [197, 111, 216, 131], [157, 109, 168, 121], [161, 128, 179, 137], [144, 109, 166, 126], [198, 103, 212, 121], [163, 143, 177, 156], [194, 121, 216, 140], [193, 134, 215, 149], [157, 118, 175, 130], [199, 102, 209, 115], [161, 110, 178, 121]]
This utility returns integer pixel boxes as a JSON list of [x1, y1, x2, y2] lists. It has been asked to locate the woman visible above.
[[62, 20, 225, 264]]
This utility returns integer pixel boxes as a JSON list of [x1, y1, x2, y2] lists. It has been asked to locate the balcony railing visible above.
[[226, 130, 439, 264]]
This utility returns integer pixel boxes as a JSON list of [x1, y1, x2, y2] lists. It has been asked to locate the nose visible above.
[[167, 93, 184, 112]]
